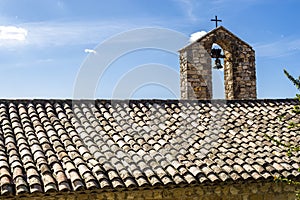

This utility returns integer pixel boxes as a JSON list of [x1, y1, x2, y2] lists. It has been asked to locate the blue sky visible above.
[[0, 0, 299, 99]]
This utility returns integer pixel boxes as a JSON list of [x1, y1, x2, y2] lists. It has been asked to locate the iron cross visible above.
[[211, 16, 222, 28]]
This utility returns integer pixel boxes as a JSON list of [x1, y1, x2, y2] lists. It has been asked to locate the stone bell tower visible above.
[[179, 26, 256, 100]]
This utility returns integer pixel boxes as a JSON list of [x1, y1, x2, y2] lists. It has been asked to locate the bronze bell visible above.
[[211, 48, 225, 70], [213, 58, 223, 69]]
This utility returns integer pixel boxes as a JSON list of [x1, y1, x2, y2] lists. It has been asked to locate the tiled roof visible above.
[[0, 99, 299, 196]]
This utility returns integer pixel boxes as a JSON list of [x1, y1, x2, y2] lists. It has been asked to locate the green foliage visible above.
[[276, 70, 300, 199], [264, 70, 300, 198], [284, 69, 300, 90]]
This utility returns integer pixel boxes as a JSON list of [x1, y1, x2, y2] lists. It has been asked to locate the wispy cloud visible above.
[[56, 1, 64, 9], [209, 0, 263, 14], [189, 30, 207, 42], [84, 48, 97, 54], [255, 37, 300, 58], [15, 19, 188, 48], [17, 21, 135, 47], [175, 0, 199, 22], [174, 0, 261, 23]]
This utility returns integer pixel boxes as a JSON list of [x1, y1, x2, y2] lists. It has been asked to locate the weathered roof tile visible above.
[[0, 99, 297, 195]]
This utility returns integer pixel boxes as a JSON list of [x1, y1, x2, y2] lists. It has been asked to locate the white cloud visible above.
[[0, 26, 27, 41], [189, 31, 207, 42], [84, 48, 97, 54]]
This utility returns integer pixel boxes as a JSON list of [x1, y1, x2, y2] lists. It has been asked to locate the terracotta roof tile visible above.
[[0, 99, 297, 195]]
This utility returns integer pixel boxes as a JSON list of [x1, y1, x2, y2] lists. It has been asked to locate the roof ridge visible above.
[[0, 98, 295, 103]]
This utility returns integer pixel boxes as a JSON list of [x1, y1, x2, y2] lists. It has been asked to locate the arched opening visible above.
[[211, 43, 225, 99]]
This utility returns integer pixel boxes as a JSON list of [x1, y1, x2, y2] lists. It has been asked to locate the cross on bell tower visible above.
[[211, 16, 222, 28]]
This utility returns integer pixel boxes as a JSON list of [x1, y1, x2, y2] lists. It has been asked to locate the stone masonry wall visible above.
[[180, 26, 257, 100], [3, 181, 297, 200], [180, 44, 212, 99]]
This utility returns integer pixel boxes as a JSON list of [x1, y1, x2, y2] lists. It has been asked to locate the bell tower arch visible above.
[[179, 26, 256, 100]]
